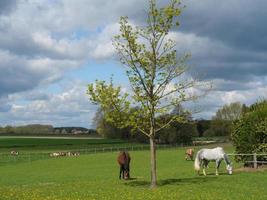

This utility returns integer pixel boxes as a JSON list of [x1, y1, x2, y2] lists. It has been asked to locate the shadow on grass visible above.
[[125, 176, 218, 187], [126, 177, 138, 180]]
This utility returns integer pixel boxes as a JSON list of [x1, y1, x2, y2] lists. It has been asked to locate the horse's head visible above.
[[226, 164, 233, 175]]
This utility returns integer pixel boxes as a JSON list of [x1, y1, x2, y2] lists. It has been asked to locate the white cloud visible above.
[[1, 81, 97, 127], [89, 23, 120, 59], [190, 85, 267, 119], [1, 0, 267, 127], [221, 86, 267, 105]]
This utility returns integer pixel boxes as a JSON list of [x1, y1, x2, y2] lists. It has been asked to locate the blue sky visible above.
[[0, 0, 267, 128]]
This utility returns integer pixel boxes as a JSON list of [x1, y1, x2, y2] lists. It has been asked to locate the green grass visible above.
[[0, 145, 266, 200]]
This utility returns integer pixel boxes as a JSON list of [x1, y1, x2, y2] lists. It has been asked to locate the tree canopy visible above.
[[213, 102, 243, 121]]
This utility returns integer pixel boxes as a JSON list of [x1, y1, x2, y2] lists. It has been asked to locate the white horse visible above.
[[194, 147, 233, 176]]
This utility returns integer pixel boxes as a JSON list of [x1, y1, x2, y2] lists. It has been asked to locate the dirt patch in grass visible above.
[[234, 166, 267, 173]]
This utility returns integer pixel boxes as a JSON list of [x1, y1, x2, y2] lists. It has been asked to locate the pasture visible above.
[[0, 137, 141, 153], [0, 138, 266, 200]]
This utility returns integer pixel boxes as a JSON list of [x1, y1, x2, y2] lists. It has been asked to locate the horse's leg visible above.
[[119, 166, 122, 179], [198, 160, 204, 175], [203, 166, 206, 176], [203, 160, 209, 176], [128, 164, 130, 178], [216, 160, 222, 176], [122, 165, 126, 179], [202, 161, 206, 176], [123, 168, 125, 179], [215, 161, 219, 175]]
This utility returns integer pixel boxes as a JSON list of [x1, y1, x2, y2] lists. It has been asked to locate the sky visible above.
[[0, 0, 267, 128]]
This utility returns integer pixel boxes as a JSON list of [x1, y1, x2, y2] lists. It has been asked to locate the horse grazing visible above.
[[185, 148, 194, 161], [10, 150, 19, 156], [49, 152, 60, 157], [194, 147, 233, 176], [117, 151, 131, 180]]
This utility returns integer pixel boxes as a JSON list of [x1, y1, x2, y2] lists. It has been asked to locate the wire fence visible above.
[[0, 144, 182, 165], [1, 145, 266, 168], [227, 153, 267, 169]]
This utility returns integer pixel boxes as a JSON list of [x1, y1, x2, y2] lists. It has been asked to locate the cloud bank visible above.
[[0, 0, 266, 127]]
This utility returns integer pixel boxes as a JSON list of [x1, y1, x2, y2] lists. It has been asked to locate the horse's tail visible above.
[[194, 150, 201, 171], [117, 151, 125, 165]]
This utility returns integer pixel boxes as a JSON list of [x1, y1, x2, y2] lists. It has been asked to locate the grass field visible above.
[[0, 137, 140, 153], [0, 137, 266, 200]]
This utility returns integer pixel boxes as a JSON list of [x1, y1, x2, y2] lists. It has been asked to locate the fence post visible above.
[[253, 153, 257, 169]]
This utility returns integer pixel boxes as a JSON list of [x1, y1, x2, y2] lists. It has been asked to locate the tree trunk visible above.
[[149, 136, 157, 188]]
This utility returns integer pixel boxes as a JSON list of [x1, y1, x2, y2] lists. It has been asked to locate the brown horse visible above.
[[117, 151, 131, 179], [185, 148, 194, 161]]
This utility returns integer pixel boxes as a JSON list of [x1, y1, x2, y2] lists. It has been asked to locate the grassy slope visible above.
[[0, 146, 266, 200]]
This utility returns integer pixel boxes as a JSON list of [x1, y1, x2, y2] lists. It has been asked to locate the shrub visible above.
[[231, 100, 267, 163]]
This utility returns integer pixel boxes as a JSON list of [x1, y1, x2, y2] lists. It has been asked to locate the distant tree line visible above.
[[0, 124, 97, 135], [0, 102, 247, 142], [0, 124, 54, 135], [196, 102, 247, 138], [92, 102, 247, 144], [93, 99, 266, 158]]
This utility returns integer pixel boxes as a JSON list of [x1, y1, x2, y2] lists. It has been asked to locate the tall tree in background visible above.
[[87, 0, 209, 188], [213, 102, 243, 121], [207, 102, 243, 137]]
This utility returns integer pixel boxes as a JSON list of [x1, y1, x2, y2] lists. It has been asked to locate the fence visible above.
[[0, 144, 181, 165], [1, 146, 266, 168], [227, 153, 267, 169], [0, 152, 50, 165]]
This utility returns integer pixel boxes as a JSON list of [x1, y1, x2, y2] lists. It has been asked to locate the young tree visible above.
[[87, 0, 208, 188]]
